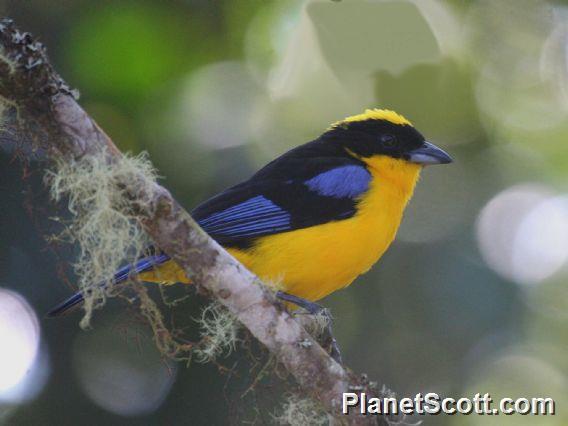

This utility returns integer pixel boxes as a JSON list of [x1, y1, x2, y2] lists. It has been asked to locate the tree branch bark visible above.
[[0, 19, 388, 425]]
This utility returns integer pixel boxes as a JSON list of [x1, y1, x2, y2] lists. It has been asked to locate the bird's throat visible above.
[[361, 155, 421, 203]]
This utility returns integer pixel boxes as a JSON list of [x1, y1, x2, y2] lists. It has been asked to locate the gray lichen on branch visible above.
[[0, 18, 394, 425], [46, 150, 157, 328]]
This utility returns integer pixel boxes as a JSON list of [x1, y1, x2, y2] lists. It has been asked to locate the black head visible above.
[[323, 109, 452, 165]]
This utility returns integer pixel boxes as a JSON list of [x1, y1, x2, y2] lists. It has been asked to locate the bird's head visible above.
[[324, 109, 452, 167]]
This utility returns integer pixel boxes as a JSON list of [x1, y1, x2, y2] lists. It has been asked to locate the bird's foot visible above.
[[276, 291, 343, 364]]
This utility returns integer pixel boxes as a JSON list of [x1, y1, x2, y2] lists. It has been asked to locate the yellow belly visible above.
[[140, 157, 421, 301], [229, 218, 397, 301]]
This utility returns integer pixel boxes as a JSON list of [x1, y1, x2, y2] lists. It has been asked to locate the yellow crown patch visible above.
[[332, 109, 412, 129]]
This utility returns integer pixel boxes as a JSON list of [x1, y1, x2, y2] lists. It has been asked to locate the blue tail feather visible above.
[[46, 253, 170, 318]]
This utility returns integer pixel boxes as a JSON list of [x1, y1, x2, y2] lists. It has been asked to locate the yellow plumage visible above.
[[331, 109, 412, 129]]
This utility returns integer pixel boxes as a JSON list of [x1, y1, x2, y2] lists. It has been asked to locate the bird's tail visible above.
[[46, 253, 170, 318]]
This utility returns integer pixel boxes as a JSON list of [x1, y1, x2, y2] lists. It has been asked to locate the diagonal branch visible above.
[[0, 18, 388, 425]]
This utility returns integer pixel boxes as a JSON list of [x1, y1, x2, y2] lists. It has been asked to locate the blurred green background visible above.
[[0, 0, 567, 424]]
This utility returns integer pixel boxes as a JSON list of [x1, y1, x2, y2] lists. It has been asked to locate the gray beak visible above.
[[407, 141, 452, 165]]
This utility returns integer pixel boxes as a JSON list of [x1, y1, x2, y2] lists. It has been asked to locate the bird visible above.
[[47, 109, 452, 319]]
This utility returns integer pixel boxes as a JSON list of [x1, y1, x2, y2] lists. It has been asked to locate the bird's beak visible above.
[[407, 141, 452, 165]]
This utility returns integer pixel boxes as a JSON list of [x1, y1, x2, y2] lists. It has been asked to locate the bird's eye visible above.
[[381, 134, 396, 147]]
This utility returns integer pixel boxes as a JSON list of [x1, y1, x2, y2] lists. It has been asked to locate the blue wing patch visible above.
[[198, 195, 291, 237], [304, 165, 371, 198]]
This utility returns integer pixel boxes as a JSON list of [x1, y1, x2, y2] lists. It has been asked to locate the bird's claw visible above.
[[276, 291, 343, 364]]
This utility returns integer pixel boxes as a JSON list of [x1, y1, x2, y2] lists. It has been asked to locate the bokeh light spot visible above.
[[476, 184, 568, 285], [73, 323, 177, 417], [66, 4, 191, 102], [180, 61, 261, 149], [0, 288, 40, 395]]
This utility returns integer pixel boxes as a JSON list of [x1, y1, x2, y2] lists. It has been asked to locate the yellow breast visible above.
[[229, 156, 421, 301]]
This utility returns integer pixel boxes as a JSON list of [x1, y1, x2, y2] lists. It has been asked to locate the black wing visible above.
[[191, 152, 371, 249]]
